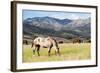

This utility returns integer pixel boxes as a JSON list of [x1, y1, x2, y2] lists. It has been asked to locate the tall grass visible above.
[[22, 43, 91, 63]]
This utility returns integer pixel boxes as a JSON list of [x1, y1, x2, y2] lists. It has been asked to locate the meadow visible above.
[[22, 43, 91, 63]]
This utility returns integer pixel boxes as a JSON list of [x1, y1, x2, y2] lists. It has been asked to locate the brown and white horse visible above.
[[72, 37, 82, 44], [31, 37, 60, 56]]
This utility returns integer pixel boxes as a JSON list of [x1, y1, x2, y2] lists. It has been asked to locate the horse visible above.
[[31, 36, 60, 56], [72, 37, 82, 44]]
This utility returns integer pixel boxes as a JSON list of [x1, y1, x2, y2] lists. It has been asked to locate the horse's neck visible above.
[[49, 38, 59, 50]]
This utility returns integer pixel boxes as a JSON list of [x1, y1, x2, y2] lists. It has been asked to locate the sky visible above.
[[23, 10, 91, 20]]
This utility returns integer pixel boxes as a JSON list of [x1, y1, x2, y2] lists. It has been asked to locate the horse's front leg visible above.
[[55, 47, 60, 56]]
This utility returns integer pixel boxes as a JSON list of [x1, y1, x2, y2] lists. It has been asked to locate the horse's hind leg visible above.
[[33, 48, 35, 55], [37, 45, 40, 56], [33, 45, 36, 55]]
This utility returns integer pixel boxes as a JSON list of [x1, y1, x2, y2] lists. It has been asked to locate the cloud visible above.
[[67, 14, 80, 20], [50, 13, 67, 19]]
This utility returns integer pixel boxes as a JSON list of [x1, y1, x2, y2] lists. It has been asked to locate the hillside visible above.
[[23, 16, 91, 39]]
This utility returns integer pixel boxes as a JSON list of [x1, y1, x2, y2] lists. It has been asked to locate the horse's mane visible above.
[[49, 37, 59, 48]]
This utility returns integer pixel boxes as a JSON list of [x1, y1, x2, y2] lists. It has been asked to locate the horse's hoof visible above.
[[32, 55, 35, 58], [33, 55, 35, 56], [37, 54, 40, 56]]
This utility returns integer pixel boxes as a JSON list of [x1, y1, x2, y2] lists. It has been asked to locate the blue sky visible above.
[[23, 10, 91, 20]]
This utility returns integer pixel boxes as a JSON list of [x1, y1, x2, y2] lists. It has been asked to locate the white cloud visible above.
[[68, 14, 80, 20], [50, 13, 67, 19]]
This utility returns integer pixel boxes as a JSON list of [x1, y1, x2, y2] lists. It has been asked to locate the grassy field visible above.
[[22, 43, 91, 63]]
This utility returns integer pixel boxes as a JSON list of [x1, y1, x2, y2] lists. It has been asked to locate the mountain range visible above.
[[23, 16, 91, 39]]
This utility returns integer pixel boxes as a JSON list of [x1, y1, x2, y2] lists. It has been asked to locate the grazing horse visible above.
[[31, 37, 60, 56], [72, 37, 82, 44]]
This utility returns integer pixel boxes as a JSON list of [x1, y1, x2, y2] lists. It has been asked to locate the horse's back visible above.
[[33, 37, 53, 47]]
